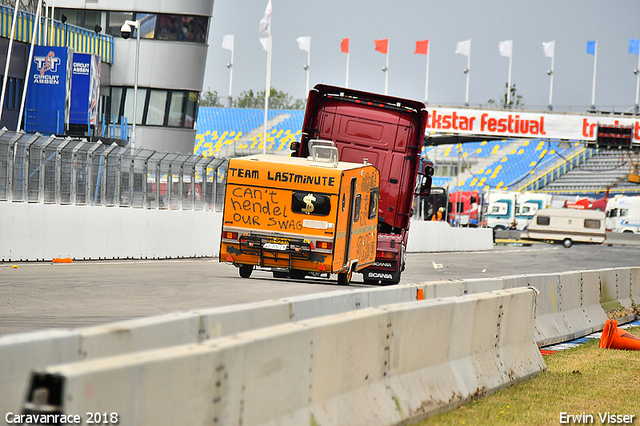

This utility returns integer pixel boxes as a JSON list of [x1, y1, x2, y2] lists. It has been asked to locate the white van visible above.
[[525, 208, 606, 248]]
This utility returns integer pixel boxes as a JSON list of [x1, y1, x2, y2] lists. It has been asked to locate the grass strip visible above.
[[416, 326, 640, 426]]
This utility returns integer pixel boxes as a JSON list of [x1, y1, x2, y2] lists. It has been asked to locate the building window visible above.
[[109, 87, 197, 129], [146, 90, 168, 126], [123, 87, 147, 125], [135, 13, 157, 39], [56, 9, 208, 43], [108, 12, 133, 37], [167, 91, 187, 127]]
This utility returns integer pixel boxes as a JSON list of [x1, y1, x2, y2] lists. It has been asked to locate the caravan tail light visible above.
[[223, 231, 238, 240], [316, 241, 333, 250]]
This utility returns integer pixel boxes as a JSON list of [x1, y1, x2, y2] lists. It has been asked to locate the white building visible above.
[[52, 0, 214, 153]]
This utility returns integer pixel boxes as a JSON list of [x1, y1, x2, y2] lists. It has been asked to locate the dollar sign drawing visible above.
[[302, 193, 316, 214]]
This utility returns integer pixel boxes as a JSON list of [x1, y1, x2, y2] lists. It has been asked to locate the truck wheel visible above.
[[562, 238, 573, 248], [239, 264, 253, 278], [337, 269, 352, 285]]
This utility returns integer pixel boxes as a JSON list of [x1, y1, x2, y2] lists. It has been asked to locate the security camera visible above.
[[121, 22, 132, 39]]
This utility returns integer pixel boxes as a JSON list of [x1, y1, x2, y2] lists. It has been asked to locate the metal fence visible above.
[[0, 129, 227, 211]]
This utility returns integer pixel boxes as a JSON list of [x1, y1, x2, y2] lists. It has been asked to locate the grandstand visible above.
[[195, 107, 640, 196], [195, 107, 304, 157], [426, 139, 584, 192]]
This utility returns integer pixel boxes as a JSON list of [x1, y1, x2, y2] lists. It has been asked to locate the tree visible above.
[[200, 88, 223, 107], [234, 88, 305, 110], [488, 83, 525, 110]]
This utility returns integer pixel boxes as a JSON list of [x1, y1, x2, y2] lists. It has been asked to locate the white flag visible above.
[[498, 39, 513, 57], [259, 0, 272, 34], [542, 40, 555, 58], [296, 36, 311, 53], [222, 34, 234, 51], [259, 37, 270, 52], [455, 39, 471, 56]]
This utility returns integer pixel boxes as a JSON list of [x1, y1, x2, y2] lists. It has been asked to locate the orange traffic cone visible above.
[[600, 319, 640, 351]]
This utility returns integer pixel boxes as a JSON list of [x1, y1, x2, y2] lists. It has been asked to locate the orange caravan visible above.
[[220, 143, 379, 285]]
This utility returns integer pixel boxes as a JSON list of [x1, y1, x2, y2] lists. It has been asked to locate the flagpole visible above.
[[345, 49, 350, 88], [425, 44, 430, 103], [305, 35, 311, 96], [263, 31, 271, 154], [635, 51, 640, 113], [548, 42, 555, 111], [465, 41, 471, 106], [18, 0, 43, 132], [591, 40, 597, 110], [228, 37, 234, 108], [507, 40, 512, 106], [384, 43, 389, 95], [0, 0, 20, 123]]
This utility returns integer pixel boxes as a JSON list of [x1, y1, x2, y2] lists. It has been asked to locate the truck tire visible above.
[[337, 269, 352, 285], [239, 264, 253, 278], [562, 238, 573, 248]]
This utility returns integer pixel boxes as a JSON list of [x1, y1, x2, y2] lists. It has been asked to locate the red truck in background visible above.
[[291, 84, 432, 284], [448, 191, 480, 227]]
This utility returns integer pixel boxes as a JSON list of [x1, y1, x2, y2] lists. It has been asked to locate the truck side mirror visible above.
[[422, 161, 434, 177], [419, 176, 432, 196]]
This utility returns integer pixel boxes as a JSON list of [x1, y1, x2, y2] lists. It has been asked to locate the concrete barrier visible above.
[[0, 301, 291, 420], [631, 267, 640, 305], [0, 330, 80, 426], [407, 220, 494, 252], [0, 203, 494, 262], [600, 268, 634, 315], [0, 202, 223, 261], [20, 288, 544, 426], [4, 267, 638, 423], [1, 290, 420, 420], [501, 271, 610, 347]]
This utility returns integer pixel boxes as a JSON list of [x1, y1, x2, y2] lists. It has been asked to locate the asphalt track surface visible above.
[[1, 242, 639, 336]]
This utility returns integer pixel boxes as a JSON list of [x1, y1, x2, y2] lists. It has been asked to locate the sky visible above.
[[203, 0, 640, 112]]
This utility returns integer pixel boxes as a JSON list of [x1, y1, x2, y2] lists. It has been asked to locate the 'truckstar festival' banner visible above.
[[425, 107, 640, 143], [24, 46, 73, 135]]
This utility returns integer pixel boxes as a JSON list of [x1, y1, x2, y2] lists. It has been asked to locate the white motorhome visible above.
[[605, 195, 640, 234], [515, 192, 553, 230], [525, 208, 606, 248], [484, 190, 517, 230], [484, 190, 552, 230]]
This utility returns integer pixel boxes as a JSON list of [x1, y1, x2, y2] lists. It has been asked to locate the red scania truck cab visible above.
[[291, 84, 431, 284]]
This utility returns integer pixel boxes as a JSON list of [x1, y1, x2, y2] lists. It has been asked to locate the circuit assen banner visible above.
[[70, 53, 101, 126], [425, 107, 640, 143], [24, 46, 73, 135]]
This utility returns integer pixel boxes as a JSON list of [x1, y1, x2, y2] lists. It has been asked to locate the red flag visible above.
[[374, 39, 388, 54], [341, 38, 349, 53], [415, 39, 429, 55]]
